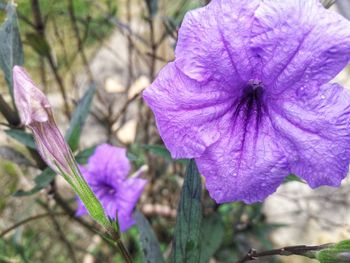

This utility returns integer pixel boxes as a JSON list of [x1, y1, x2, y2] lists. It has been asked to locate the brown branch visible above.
[[0, 212, 67, 237], [30, 0, 71, 119], [67, 0, 94, 82], [235, 244, 333, 263]]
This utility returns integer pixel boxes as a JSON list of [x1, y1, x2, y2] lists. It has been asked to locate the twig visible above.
[[30, 0, 71, 119], [235, 244, 333, 263], [45, 204, 78, 263], [111, 91, 143, 124], [67, 0, 94, 82], [0, 212, 66, 237]]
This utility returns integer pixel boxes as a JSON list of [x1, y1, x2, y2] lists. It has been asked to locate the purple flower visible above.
[[76, 144, 147, 232], [143, 0, 350, 203]]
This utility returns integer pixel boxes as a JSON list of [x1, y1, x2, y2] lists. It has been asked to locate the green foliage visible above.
[[5, 129, 36, 149], [0, 160, 19, 213], [283, 174, 305, 184], [13, 147, 96, 196], [199, 214, 224, 263], [65, 85, 96, 152], [25, 32, 51, 57], [134, 210, 165, 263], [14, 167, 55, 197], [316, 240, 350, 263], [143, 144, 187, 164], [171, 160, 202, 263], [0, 2, 24, 96]]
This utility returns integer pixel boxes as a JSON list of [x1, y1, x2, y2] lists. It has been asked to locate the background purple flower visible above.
[[76, 144, 147, 232], [143, 0, 350, 203]]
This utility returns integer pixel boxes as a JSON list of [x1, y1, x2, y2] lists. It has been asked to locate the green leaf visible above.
[[75, 146, 96, 164], [134, 210, 165, 263], [283, 174, 306, 184], [143, 144, 187, 164], [143, 144, 172, 160], [0, 160, 19, 213], [316, 240, 350, 263], [65, 85, 96, 152], [5, 129, 36, 149], [14, 167, 55, 197], [147, 0, 158, 17], [199, 214, 224, 263], [171, 160, 202, 263], [0, 2, 24, 96], [25, 32, 51, 57]]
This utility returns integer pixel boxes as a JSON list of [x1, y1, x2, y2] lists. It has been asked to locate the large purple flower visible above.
[[143, 0, 350, 203], [76, 144, 147, 231]]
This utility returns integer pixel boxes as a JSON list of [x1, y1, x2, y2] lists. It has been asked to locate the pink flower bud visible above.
[[13, 66, 72, 175]]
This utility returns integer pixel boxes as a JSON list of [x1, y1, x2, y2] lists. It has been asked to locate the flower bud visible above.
[[13, 66, 72, 175], [13, 66, 111, 228]]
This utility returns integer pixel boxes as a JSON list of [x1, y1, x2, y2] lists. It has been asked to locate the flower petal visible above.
[[251, 0, 350, 93], [87, 144, 130, 181], [116, 177, 147, 232], [175, 0, 259, 83], [143, 63, 234, 158], [270, 83, 350, 187], [196, 109, 290, 204]]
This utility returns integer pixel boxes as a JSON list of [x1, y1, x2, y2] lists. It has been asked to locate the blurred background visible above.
[[1, 0, 350, 262]]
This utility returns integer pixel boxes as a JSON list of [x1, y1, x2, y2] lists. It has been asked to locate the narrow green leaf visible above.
[[14, 167, 55, 196], [65, 85, 96, 152], [25, 32, 51, 57], [316, 240, 350, 263], [0, 2, 24, 96], [148, 0, 158, 17], [143, 144, 187, 164], [283, 174, 306, 184], [75, 146, 96, 164], [13, 146, 96, 197], [134, 210, 165, 263], [199, 214, 224, 263], [171, 160, 202, 263], [5, 129, 36, 149], [143, 144, 172, 160]]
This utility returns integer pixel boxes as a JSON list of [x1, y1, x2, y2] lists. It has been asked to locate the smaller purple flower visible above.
[[76, 144, 147, 232]]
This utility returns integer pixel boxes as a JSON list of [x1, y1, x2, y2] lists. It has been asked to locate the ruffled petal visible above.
[[87, 144, 130, 181], [196, 108, 291, 204], [251, 0, 350, 94], [270, 83, 350, 187], [143, 63, 234, 158], [175, 0, 259, 83]]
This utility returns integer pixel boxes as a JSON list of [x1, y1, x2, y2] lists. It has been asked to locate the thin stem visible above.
[[67, 0, 94, 82], [30, 0, 71, 119], [109, 230, 133, 263], [235, 244, 333, 263], [0, 212, 66, 237]]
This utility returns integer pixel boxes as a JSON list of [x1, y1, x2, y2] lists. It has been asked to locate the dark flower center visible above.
[[97, 182, 117, 197], [233, 81, 264, 125]]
